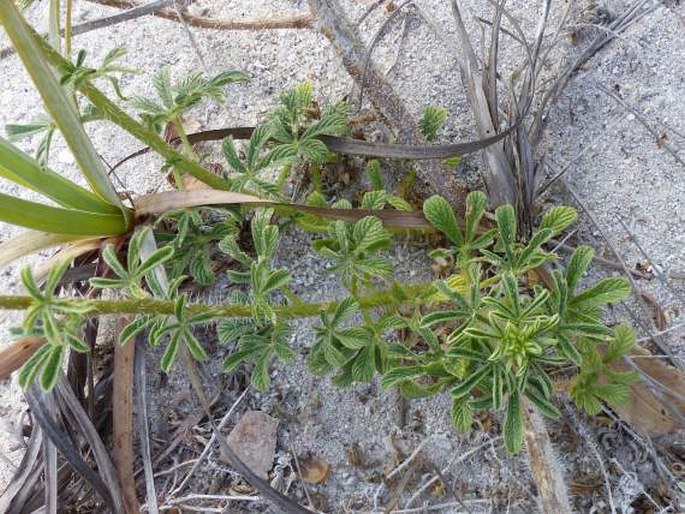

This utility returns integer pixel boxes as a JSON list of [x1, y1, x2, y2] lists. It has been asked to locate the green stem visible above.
[[0, 283, 430, 319], [172, 116, 196, 158], [64, 0, 73, 58], [31, 30, 233, 192]]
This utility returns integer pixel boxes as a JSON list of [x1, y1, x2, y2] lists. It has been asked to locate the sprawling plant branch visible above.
[[0, 282, 428, 319]]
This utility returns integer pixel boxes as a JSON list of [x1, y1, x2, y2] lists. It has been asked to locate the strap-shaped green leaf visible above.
[[0, 0, 124, 211], [0, 192, 126, 235], [0, 138, 119, 214]]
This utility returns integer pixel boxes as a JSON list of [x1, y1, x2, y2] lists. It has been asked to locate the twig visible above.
[[84, 0, 314, 30], [370, 499, 490, 513], [162, 493, 261, 504], [385, 437, 431, 480], [154, 458, 198, 477], [404, 437, 498, 509], [561, 178, 679, 366], [174, 5, 209, 74], [290, 444, 315, 510], [169, 387, 249, 496], [601, 407, 678, 485], [562, 399, 616, 514], [384, 458, 421, 513], [598, 83, 685, 168], [608, 457, 661, 510], [614, 214, 682, 304], [0, 0, 175, 60]]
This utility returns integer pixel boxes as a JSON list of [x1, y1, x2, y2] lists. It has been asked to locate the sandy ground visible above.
[[1, 0, 685, 511]]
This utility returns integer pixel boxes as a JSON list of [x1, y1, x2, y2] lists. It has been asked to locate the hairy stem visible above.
[[31, 29, 233, 191], [0, 282, 429, 319]]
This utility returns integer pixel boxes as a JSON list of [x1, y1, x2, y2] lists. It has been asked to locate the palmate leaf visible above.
[[351, 345, 376, 382], [18, 342, 51, 389], [451, 364, 491, 399], [571, 277, 631, 308], [451, 397, 473, 431], [566, 245, 594, 292], [419, 105, 448, 142], [366, 160, 384, 190], [353, 216, 391, 252], [301, 109, 349, 139], [495, 204, 516, 263], [464, 191, 487, 242], [603, 324, 635, 363], [540, 206, 577, 235], [331, 297, 359, 326], [381, 365, 426, 389], [298, 138, 329, 162], [160, 334, 180, 373], [222, 136, 247, 173], [423, 195, 463, 246]]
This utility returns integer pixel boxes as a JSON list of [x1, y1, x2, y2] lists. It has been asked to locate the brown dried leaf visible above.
[[299, 455, 331, 484], [613, 346, 685, 434], [0, 336, 45, 381]]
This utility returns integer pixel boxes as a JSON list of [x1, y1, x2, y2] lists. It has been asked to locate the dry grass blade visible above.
[[133, 190, 268, 215], [25, 384, 123, 513], [134, 189, 435, 229], [0, 231, 87, 269], [54, 377, 126, 512], [112, 316, 139, 513], [522, 399, 572, 514], [42, 400, 58, 513], [0, 337, 45, 382], [0, 424, 42, 512], [530, 0, 656, 144], [449, 0, 517, 207], [309, 0, 467, 205]]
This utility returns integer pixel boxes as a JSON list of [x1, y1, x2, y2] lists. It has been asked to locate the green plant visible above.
[[379, 193, 635, 453], [0, 0, 638, 462]]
